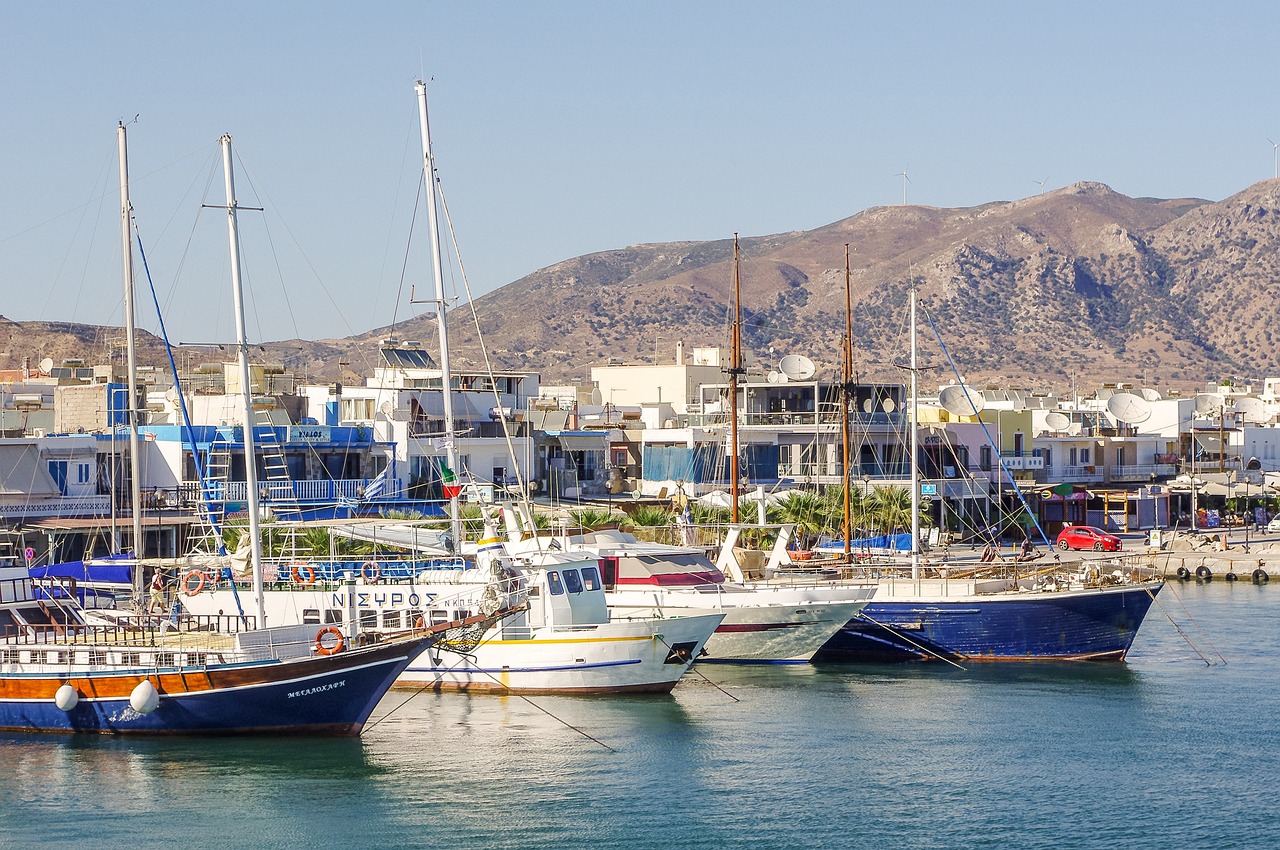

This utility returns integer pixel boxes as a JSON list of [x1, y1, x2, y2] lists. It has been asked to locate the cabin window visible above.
[[407, 608, 422, 627], [156, 652, 176, 668], [563, 569, 583, 594], [48, 651, 68, 665], [360, 610, 377, 629], [457, 610, 471, 621], [580, 566, 601, 592], [546, 571, 565, 595], [382, 611, 402, 629], [430, 609, 449, 626], [324, 609, 343, 624], [121, 652, 142, 667], [189, 653, 207, 667], [90, 650, 106, 666], [302, 609, 321, 625]]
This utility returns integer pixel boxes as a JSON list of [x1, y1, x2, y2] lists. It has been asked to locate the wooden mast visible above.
[[729, 234, 743, 524], [842, 244, 853, 563]]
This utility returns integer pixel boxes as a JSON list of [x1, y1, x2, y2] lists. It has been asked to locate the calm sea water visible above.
[[1, 581, 1276, 850]]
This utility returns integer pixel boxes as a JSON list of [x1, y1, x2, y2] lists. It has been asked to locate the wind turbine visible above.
[[1034, 177, 1048, 194], [1270, 138, 1279, 180], [896, 165, 911, 205]]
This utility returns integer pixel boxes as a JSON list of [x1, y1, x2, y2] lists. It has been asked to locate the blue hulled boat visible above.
[[813, 575, 1163, 663]]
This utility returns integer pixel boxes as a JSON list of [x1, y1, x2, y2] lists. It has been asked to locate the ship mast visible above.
[[842, 244, 853, 563], [728, 234, 744, 524], [218, 134, 267, 626], [416, 80, 463, 554], [117, 122, 146, 609], [909, 279, 921, 581]]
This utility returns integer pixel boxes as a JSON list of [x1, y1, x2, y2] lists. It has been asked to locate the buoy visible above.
[[1225, 571, 1238, 582], [181, 569, 206, 596], [54, 683, 79, 711], [361, 561, 381, 583], [1254, 568, 1270, 584], [129, 680, 160, 714], [1176, 566, 1191, 580], [313, 626, 345, 656], [1195, 565, 1213, 581]]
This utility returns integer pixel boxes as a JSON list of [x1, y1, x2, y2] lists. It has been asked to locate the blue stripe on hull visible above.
[[813, 584, 1161, 663], [0, 655, 412, 736]]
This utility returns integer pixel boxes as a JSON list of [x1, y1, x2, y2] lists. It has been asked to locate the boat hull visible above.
[[0, 635, 431, 735], [813, 582, 1163, 663], [394, 612, 723, 694]]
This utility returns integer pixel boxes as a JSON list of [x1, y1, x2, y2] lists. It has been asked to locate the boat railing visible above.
[[0, 613, 258, 647]]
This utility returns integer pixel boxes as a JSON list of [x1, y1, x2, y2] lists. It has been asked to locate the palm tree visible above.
[[768, 490, 829, 550]]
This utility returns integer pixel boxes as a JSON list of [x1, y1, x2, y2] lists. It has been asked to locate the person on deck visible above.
[[980, 542, 997, 563], [1017, 536, 1035, 562]]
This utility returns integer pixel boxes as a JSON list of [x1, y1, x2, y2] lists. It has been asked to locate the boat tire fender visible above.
[[1176, 566, 1191, 580], [1195, 565, 1213, 581], [314, 626, 345, 656], [1225, 571, 1238, 582], [1253, 568, 1270, 584], [181, 570, 206, 596]]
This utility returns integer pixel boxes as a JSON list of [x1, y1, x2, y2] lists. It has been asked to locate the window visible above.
[[77, 463, 91, 484], [1080, 448, 1091, 464], [302, 609, 321, 625], [580, 566, 601, 592], [324, 609, 343, 624], [979, 445, 992, 472], [546, 571, 565, 595], [563, 569, 583, 594], [382, 611, 402, 629], [360, 609, 377, 628]]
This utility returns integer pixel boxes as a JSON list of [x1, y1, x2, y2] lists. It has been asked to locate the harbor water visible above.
[[1, 581, 1276, 849]]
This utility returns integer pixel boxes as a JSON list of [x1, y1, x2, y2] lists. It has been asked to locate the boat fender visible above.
[[1195, 565, 1213, 581], [1253, 568, 1270, 584], [314, 626, 345, 656], [292, 563, 317, 584], [1176, 566, 1191, 580], [1225, 571, 1238, 582], [129, 680, 160, 714], [361, 561, 381, 583], [54, 683, 79, 711], [181, 570, 206, 597]]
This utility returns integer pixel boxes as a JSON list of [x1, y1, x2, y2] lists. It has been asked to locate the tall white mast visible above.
[[416, 80, 462, 553], [910, 280, 921, 581], [219, 134, 267, 625], [118, 122, 146, 608]]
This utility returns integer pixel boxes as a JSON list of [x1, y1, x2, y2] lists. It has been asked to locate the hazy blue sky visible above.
[[4, 1, 1279, 346]]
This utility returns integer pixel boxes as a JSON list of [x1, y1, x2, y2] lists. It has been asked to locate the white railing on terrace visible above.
[[1108, 463, 1178, 480]]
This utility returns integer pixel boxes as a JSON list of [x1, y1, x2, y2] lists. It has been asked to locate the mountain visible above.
[[10, 180, 1280, 395]]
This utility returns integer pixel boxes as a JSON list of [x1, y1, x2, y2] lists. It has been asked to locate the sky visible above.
[[3, 1, 1280, 348]]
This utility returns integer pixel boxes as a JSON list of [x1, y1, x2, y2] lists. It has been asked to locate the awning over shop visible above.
[[551, 431, 609, 452]]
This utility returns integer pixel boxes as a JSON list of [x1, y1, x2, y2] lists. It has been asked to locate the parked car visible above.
[[1267, 516, 1280, 534], [1055, 525, 1122, 552]]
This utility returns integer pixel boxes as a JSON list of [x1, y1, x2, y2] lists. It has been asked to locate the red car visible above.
[[1055, 525, 1122, 552]]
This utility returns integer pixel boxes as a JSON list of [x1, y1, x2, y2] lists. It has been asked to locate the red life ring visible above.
[[181, 570, 206, 596], [291, 563, 317, 584], [314, 626, 345, 656], [361, 561, 381, 583]]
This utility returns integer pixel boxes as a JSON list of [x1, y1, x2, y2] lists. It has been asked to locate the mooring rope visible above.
[[654, 634, 740, 702], [853, 612, 967, 670]]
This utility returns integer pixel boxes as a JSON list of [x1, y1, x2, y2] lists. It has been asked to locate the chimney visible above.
[[675, 340, 684, 364]]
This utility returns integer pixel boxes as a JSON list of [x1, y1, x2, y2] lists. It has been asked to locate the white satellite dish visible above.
[[164, 386, 181, 404], [379, 400, 394, 416], [938, 384, 986, 416], [1236, 397, 1268, 424], [862, 399, 874, 413], [882, 397, 896, 414], [767, 370, 785, 384], [1044, 411, 1070, 431], [590, 387, 603, 406], [1194, 394, 1223, 416], [778, 354, 816, 381], [38, 357, 54, 374], [1106, 392, 1152, 424], [1140, 387, 1162, 401]]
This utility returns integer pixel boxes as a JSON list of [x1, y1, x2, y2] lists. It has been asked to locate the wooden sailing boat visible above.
[[0, 126, 464, 735]]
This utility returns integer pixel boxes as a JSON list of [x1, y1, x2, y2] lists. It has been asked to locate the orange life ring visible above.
[[314, 626, 345, 656], [181, 570, 206, 596], [361, 561, 381, 583], [291, 563, 317, 584]]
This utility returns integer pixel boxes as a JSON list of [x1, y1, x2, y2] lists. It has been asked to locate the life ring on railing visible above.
[[181, 569, 207, 596], [291, 563, 317, 584], [314, 626, 345, 656], [361, 561, 381, 583]]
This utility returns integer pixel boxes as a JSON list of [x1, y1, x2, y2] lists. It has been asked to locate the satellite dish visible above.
[[379, 400, 394, 416], [590, 387, 603, 406], [1106, 392, 1152, 424], [778, 354, 816, 381], [1236, 397, 1268, 424], [767, 370, 785, 384], [164, 386, 181, 404], [938, 385, 985, 416], [862, 399, 874, 413], [1045, 411, 1070, 431], [1140, 387, 1162, 401], [882, 397, 896, 413], [1194, 394, 1222, 416], [38, 357, 53, 374]]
